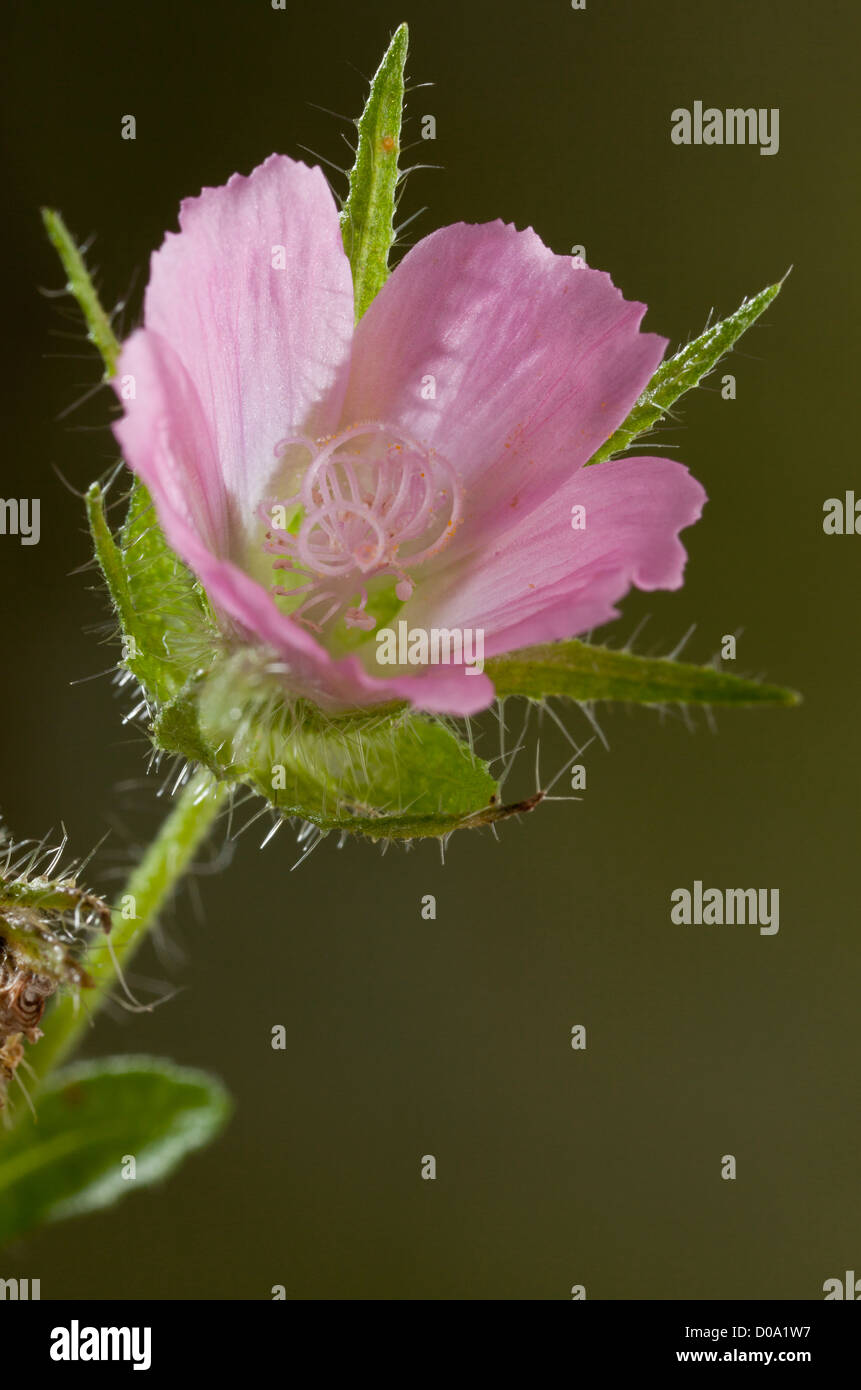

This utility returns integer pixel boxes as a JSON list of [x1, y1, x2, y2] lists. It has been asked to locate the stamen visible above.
[[264, 423, 462, 634], [344, 590, 376, 631]]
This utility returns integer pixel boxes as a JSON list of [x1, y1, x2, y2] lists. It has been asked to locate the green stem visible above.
[[28, 769, 228, 1088]]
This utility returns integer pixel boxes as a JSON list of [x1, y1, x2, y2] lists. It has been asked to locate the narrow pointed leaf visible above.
[[486, 640, 800, 706], [45, 214, 212, 699], [340, 23, 408, 320], [586, 279, 784, 465], [41, 208, 121, 379], [0, 1057, 231, 1246]]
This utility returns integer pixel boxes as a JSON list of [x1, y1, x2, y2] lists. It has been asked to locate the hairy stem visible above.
[[28, 769, 228, 1088]]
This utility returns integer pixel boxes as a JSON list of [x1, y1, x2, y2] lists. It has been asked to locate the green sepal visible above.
[[340, 23, 408, 320], [86, 482, 218, 706], [154, 655, 503, 840], [151, 679, 214, 766], [0, 1057, 231, 1246], [486, 639, 800, 706], [586, 279, 785, 466], [117, 480, 217, 693]]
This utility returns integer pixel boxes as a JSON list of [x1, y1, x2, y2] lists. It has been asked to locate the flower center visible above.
[[262, 423, 461, 634]]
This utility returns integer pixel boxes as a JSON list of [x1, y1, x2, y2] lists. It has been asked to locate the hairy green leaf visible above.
[[0, 1057, 230, 1246], [41, 208, 121, 379], [486, 640, 800, 706], [340, 23, 408, 320], [43, 213, 216, 708], [586, 279, 785, 465]]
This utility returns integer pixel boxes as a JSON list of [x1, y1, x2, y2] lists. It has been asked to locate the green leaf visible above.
[[486, 640, 800, 706], [340, 23, 408, 320], [586, 279, 785, 465], [41, 208, 121, 379], [0, 1057, 230, 1246]]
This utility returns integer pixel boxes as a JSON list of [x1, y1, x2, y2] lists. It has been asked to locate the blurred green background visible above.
[[1, 0, 858, 1298]]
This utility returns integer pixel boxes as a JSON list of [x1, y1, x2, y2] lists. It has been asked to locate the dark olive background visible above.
[[1, 0, 858, 1299]]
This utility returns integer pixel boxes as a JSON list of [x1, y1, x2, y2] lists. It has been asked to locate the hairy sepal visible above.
[[154, 653, 502, 840]]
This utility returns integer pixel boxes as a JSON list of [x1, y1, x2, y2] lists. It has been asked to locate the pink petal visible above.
[[342, 222, 667, 548], [403, 456, 707, 654], [191, 552, 495, 715], [140, 153, 354, 539], [113, 328, 230, 559]]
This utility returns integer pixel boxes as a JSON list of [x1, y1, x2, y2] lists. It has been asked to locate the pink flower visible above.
[[114, 154, 706, 716]]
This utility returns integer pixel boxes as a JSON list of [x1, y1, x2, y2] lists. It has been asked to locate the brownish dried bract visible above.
[[0, 1033, 26, 1106], [0, 827, 109, 1110], [0, 929, 96, 1112], [464, 790, 546, 826], [0, 943, 57, 1109], [0, 953, 55, 1041]]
